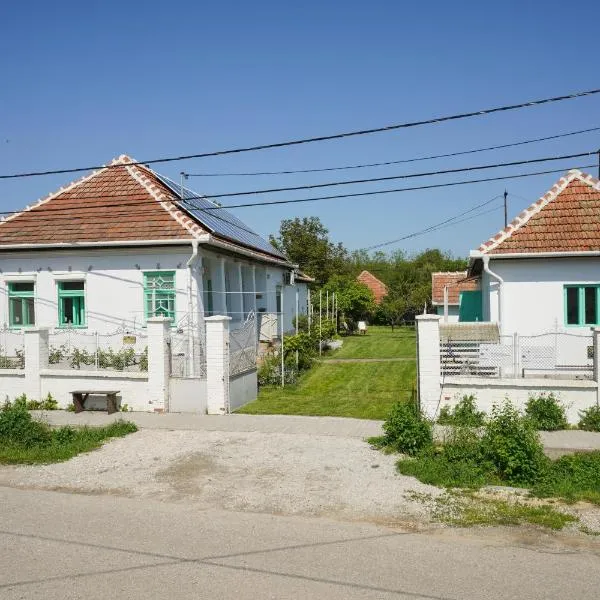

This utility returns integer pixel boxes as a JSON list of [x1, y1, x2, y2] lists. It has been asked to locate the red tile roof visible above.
[[431, 271, 479, 305], [357, 270, 388, 304], [478, 170, 600, 255], [0, 155, 289, 264]]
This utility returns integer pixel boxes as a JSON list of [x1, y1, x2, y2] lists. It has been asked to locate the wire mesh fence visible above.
[[48, 327, 148, 372], [230, 312, 257, 377], [440, 329, 593, 380], [0, 328, 25, 369]]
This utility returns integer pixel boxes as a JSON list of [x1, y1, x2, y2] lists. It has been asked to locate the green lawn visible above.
[[238, 326, 416, 420], [324, 325, 416, 360]]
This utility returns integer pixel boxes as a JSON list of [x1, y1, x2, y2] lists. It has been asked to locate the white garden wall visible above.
[[230, 370, 258, 411]]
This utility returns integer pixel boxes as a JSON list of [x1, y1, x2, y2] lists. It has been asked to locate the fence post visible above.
[[205, 315, 231, 414], [24, 328, 49, 401], [593, 328, 600, 404], [147, 317, 171, 412], [416, 314, 441, 420], [513, 332, 519, 378]]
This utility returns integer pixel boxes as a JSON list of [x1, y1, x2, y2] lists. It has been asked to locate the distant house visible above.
[[431, 272, 480, 323], [357, 270, 387, 304], [468, 169, 600, 335], [0, 154, 306, 338]]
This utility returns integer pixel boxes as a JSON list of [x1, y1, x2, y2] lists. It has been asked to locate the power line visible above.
[[1, 88, 599, 180], [202, 151, 593, 199], [183, 126, 600, 177], [363, 195, 504, 251], [0, 164, 595, 227]]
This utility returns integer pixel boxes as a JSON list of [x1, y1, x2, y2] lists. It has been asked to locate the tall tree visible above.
[[270, 217, 349, 285]]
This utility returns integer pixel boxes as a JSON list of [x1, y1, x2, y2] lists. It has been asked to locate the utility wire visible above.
[[183, 126, 600, 177], [202, 151, 593, 199], [0, 163, 595, 226], [1, 88, 599, 180], [363, 195, 504, 251]]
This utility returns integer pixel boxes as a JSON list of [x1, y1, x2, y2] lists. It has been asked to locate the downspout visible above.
[[443, 285, 449, 323], [186, 240, 200, 378], [482, 256, 503, 333]]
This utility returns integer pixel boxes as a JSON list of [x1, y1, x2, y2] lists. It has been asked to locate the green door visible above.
[[459, 290, 482, 322]]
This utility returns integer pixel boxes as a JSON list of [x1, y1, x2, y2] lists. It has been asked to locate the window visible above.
[[144, 271, 175, 320], [58, 281, 86, 327], [205, 279, 214, 316], [565, 285, 599, 326], [8, 282, 35, 327]]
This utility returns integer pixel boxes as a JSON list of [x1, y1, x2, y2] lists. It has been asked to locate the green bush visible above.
[[481, 401, 548, 485], [0, 400, 52, 447], [293, 314, 309, 333], [383, 401, 433, 456], [578, 405, 600, 432], [525, 393, 568, 431], [52, 426, 77, 445], [532, 451, 600, 505], [23, 393, 59, 411], [283, 332, 317, 370], [257, 354, 298, 386], [437, 395, 486, 427]]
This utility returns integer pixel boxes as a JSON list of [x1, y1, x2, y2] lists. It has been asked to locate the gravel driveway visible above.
[[0, 429, 440, 525]]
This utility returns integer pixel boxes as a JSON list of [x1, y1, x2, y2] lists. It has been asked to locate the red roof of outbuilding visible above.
[[477, 170, 600, 255], [431, 271, 479, 305], [357, 270, 388, 304]]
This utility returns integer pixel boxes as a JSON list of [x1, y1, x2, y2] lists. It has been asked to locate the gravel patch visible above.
[[0, 430, 440, 524]]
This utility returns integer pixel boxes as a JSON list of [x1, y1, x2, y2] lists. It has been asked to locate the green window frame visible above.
[[564, 285, 600, 326], [58, 281, 86, 327], [8, 282, 35, 328], [144, 271, 176, 321]]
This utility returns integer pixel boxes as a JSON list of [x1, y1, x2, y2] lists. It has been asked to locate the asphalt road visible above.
[[2, 486, 600, 599]]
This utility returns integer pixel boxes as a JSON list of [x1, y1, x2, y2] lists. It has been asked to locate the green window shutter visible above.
[[58, 281, 86, 327], [458, 290, 482, 322], [8, 282, 35, 328], [143, 271, 176, 322]]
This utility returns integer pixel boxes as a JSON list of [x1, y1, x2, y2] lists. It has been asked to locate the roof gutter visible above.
[[0, 239, 198, 251], [470, 250, 600, 260], [482, 256, 503, 334]]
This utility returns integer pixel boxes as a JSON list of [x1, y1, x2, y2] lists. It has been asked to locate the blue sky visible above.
[[1, 0, 599, 257]]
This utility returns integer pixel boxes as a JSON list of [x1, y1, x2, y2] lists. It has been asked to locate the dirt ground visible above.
[[0, 429, 441, 525]]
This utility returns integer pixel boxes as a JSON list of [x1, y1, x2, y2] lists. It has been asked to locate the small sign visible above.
[[588, 345, 594, 359], [123, 335, 137, 345]]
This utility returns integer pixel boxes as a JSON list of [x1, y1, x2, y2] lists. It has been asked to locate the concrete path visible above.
[[31, 411, 600, 451], [2, 486, 600, 600], [31, 411, 384, 439]]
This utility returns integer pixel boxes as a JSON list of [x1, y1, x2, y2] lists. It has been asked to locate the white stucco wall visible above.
[[482, 257, 600, 335], [434, 305, 460, 323], [229, 369, 258, 411]]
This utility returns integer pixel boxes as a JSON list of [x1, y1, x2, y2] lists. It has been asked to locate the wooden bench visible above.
[[71, 390, 120, 414]]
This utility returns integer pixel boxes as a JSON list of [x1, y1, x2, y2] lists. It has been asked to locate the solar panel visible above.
[[154, 173, 287, 259]]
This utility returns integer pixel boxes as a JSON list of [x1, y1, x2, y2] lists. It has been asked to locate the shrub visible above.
[[52, 426, 77, 445], [139, 347, 148, 372], [437, 395, 485, 427], [284, 332, 317, 370], [294, 314, 309, 333], [383, 401, 433, 456], [0, 400, 52, 447], [258, 354, 298, 386], [532, 451, 600, 505], [24, 393, 59, 411], [480, 401, 548, 485], [578, 405, 600, 432], [525, 393, 568, 431]]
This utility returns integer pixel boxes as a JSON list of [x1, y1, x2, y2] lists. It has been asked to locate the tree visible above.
[[322, 275, 376, 324], [376, 287, 408, 331], [270, 217, 349, 285]]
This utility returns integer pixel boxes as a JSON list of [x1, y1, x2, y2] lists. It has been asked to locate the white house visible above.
[[468, 169, 600, 336], [0, 154, 308, 344]]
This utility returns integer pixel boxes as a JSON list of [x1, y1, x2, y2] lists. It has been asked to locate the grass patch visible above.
[[324, 325, 415, 360], [239, 361, 415, 419], [0, 401, 138, 464]]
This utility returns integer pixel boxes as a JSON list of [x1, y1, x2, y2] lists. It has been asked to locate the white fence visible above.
[[47, 328, 148, 372], [417, 315, 600, 424], [440, 329, 593, 380], [229, 312, 257, 377], [0, 328, 25, 369]]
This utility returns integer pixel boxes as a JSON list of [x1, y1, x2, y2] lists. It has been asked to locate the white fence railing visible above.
[[230, 312, 257, 377], [0, 328, 25, 369], [48, 327, 148, 372], [440, 330, 593, 380]]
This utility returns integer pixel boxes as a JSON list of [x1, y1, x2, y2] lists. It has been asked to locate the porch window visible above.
[[205, 279, 214, 316], [564, 285, 599, 326], [8, 282, 35, 327], [58, 281, 86, 327], [144, 271, 175, 321]]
